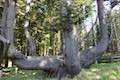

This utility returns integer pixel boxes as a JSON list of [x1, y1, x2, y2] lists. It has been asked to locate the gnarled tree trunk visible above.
[[60, 0, 81, 76], [0, 0, 114, 79], [13, 0, 81, 77], [11, 0, 110, 76]]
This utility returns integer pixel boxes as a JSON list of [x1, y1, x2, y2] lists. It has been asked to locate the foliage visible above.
[[0, 0, 120, 57], [13, 0, 92, 56]]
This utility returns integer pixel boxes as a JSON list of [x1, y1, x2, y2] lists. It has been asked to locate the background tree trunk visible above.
[[24, 0, 37, 56]]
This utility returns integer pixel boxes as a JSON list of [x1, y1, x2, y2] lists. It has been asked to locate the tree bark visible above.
[[60, 0, 81, 76], [0, 35, 10, 67], [79, 0, 109, 68], [11, 52, 61, 70], [9, 0, 81, 78], [0, 0, 112, 79], [0, 0, 16, 67], [1, 0, 16, 45], [11, 0, 109, 76], [23, 0, 37, 56]]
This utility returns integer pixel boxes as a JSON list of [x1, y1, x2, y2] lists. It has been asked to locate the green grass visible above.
[[77, 62, 120, 80], [1, 62, 120, 80]]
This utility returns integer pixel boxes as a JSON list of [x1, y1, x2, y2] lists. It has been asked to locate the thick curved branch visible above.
[[80, 0, 110, 68], [10, 52, 64, 75], [111, 0, 120, 8], [104, 0, 120, 8], [13, 55, 62, 70]]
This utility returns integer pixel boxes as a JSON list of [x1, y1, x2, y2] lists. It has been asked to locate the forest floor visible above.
[[0, 62, 120, 80]]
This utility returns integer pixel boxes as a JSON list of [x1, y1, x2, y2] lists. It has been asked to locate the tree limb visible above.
[[80, 0, 110, 68]]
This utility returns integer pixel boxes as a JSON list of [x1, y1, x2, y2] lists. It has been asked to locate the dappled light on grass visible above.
[[1, 62, 120, 80], [74, 62, 120, 80], [109, 75, 117, 80]]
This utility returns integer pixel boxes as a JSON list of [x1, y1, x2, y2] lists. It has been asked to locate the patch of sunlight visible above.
[[66, 0, 72, 6], [104, 72, 111, 76], [73, 26, 77, 36], [26, 5, 30, 12], [109, 75, 118, 80], [95, 75, 101, 80], [39, 60, 47, 67], [26, 0, 32, 4], [25, 31, 30, 38], [45, 34, 50, 38], [24, 20, 29, 27], [86, 71, 93, 75], [49, 58, 54, 62], [19, 71, 25, 75], [91, 68, 99, 72], [32, 72, 36, 75], [111, 70, 117, 75]]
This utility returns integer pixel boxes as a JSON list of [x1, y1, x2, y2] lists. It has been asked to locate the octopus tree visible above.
[[0, 0, 119, 79]]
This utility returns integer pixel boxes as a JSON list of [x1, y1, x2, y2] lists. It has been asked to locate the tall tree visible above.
[[0, 0, 115, 79], [24, 0, 37, 56], [0, 0, 16, 67]]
